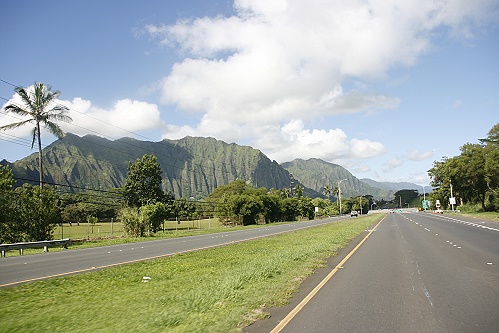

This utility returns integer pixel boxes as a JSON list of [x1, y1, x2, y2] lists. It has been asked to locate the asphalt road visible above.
[[266, 212, 499, 333], [0, 216, 346, 287]]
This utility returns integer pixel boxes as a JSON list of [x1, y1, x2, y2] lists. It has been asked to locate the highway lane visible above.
[[0, 216, 346, 287], [272, 212, 499, 333]]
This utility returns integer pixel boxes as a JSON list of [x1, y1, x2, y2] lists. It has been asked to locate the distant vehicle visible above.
[[435, 209, 443, 214], [350, 211, 358, 217]]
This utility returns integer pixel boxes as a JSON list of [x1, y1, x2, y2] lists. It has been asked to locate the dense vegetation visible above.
[[428, 123, 499, 212], [0, 151, 379, 243]]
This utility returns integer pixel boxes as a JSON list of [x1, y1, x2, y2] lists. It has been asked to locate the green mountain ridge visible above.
[[359, 178, 423, 193], [2, 133, 421, 201], [4, 134, 304, 199], [281, 158, 395, 199]]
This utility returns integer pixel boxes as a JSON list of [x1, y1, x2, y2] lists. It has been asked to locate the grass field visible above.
[[53, 218, 222, 240], [2, 218, 225, 257], [446, 211, 499, 222], [0, 215, 381, 333]]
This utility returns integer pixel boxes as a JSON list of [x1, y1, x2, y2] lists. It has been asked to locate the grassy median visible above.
[[0, 215, 381, 333]]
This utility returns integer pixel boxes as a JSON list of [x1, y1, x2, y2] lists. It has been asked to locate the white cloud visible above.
[[147, 0, 495, 164], [61, 98, 163, 138], [353, 165, 371, 173], [251, 119, 386, 162], [1, 87, 164, 140], [408, 150, 434, 161], [386, 158, 403, 169]]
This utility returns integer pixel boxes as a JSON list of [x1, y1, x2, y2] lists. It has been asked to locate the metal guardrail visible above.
[[0, 239, 71, 257]]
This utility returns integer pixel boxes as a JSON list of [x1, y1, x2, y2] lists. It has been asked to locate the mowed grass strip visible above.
[[2, 219, 253, 257], [0, 215, 380, 333]]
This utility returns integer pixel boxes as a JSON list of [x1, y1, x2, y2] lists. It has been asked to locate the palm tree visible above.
[[323, 185, 331, 199], [0, 82, 72, 189], [332, 186, 340, 207]]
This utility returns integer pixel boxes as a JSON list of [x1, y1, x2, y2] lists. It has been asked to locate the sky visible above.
[[1, 0, 498, 187]]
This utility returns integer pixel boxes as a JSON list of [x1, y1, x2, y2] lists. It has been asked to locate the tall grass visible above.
[[0, 215, 380, 333]]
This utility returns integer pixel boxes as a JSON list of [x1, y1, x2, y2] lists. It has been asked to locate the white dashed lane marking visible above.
[[400, 213, 497, 266]]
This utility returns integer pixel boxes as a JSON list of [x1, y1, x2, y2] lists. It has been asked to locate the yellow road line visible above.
[[270, 215, 387, 333]]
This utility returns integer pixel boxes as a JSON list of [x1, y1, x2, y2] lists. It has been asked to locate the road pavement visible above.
[[0, 216, 346, 287], [258, 212, 499, 333]]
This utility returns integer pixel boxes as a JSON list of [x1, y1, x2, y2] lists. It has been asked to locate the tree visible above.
[[123, 154, 165, 207], [230, 194, 264, 225], [297, 197, 315, 220], [11, 184, 62, 242], [281, 197, 300, 221], [208, 179, 249, 199], [323, 185, 331, 200], [393, 190, 419, 208], [0, 165, 16, 243], [294, 184, 304, 198], [139, 202, 169, 235], [214, 193, 234, 226], [428, 124, 499, 211], [481, 123, 499, 210], [120, 207, 143, 238], [261, 192, 282, 223], [173, 198, 196, 220], [0, 83, 72, 189], [332, 186, 340, 208], [454, 143, 487, 209]]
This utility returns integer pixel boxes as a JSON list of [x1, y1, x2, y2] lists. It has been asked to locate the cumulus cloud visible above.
[[147, 0, 496, 162], [61, 98, 163, 138], [1, 86, 163, 140], [408, 150, 434, 161], [252, 119, 386, 162], [386, 158, 403, 169]]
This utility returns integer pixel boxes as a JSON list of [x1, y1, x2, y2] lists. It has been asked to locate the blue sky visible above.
[[1, 0, 498, 187]]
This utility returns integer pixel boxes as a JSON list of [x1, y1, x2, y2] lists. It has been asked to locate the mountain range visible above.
[[1, 133, 423, 201]]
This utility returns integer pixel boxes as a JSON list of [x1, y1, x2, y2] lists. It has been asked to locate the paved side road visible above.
[[254, 212, 499, 333], [0, 217, 346, 287]]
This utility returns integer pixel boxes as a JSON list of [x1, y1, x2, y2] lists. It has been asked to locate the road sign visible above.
[[422, 200, 429, 209]]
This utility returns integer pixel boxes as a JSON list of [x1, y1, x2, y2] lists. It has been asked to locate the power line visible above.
[[1, 92, 243, 188], [13, 176, 123, 195], [0, 80, 253, 176], [0, 79, 280, 195]]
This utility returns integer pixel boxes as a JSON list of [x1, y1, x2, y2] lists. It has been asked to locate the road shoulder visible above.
[[244, 224, 373, 332]]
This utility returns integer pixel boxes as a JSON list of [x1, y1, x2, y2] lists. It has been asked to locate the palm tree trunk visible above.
[[37, 122, 43, 190]]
